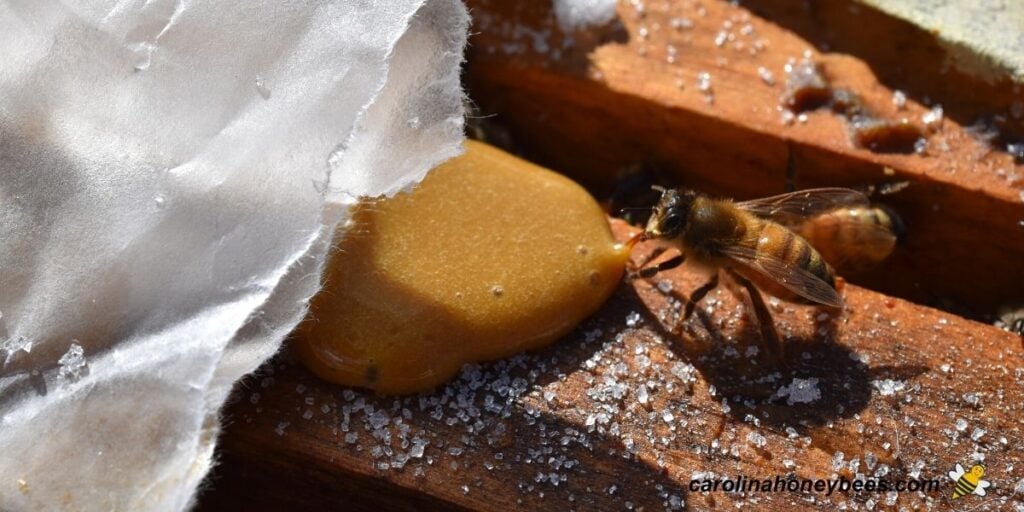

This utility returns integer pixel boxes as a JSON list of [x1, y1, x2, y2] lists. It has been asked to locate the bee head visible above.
[[643, 187, 694, 239], [969, 465, 985, 477]]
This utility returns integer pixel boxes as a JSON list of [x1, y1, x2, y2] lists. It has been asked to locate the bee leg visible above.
[[728, 270, 784, 365], [637, 253, 686, 279], [683, 273, 720, 321], [635, 246, 667, 268]]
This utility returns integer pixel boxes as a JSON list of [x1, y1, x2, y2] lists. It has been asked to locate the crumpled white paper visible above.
[[0, 0, 467, 510]]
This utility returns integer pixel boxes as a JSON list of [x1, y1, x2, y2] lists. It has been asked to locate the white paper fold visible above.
[[0, 1, 468, 510]]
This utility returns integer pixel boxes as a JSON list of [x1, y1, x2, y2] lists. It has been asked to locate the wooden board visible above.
[[197, 220, 1024, 511], [465, 0, 1024, 316], [196, 1, 1024, 510]]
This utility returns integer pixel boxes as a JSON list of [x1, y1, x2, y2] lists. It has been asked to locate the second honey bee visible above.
[[631, 187, 874, 354], [794, 204, 904, 272], [788, 181, 907, 273]]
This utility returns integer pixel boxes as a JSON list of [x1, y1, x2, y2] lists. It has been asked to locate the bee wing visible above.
[[736, 188, 871, 224], [718, 245, 844, 308], [948, 464, 965, 480], [973, 480, 991, 496]]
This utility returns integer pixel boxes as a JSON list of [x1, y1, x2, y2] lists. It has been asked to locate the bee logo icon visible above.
[[948, 463, 991, 500]]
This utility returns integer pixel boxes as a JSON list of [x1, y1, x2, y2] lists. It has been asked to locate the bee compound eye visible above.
[[661, 213, 683, 232]]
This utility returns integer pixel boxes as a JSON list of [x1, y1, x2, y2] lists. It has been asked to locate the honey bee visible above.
[[789, 182, 907, 273], [629, 187, 871, 355]]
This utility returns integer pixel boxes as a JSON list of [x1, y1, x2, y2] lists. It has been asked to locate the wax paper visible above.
[[0, 0, 468, 510]]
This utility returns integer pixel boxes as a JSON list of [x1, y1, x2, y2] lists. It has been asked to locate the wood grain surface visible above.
[[196, 1, 1024, 510], [465, 0, 1024, 317], [197, 221, 1024, 511]]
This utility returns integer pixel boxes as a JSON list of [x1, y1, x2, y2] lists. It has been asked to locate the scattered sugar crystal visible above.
[[774, 377, 821, 405], [2, 336, 33, 366], [832, 451, 845, 471], [1014, 478, 1024, 494], [670, 17, 694, 30], [714, 31, 728, 47], [275, 421, 290, 436], [369, 410, 390, 429], [662, 410, 674, 424], [971, 428, 985, 441], [410, 438, 428, 458], [746, 431, 766, 448], [955, 418, 968, 432], [962, 392, 981, 406], [757, 67, 775, 85], [345, 432, 358, 444], [668, 495, 684, 510], [302, 409, 313, 420], [656, 280, 673, 293], [885, 491, 898, 506], [892, 90, 907, 109], [940, 363, 951, 373], [625, 311, 642, 327], [922, 105, 943, 126], [783, 459, 795, 469], [1008, 143, 1024, 161], [909, 460, 925, 478], [872, 379, 905, 396], [697, 72, 712, 93], [637, 385, 649, 404], [552, 0, 617, 31], [57, 343, 88, 382], [671, 362, 696, 383]]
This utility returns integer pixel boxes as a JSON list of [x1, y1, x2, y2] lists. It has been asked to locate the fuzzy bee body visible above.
[[631, 187, 879, 358], [796, 204, 904, 272], [675, 196, 837, 305]]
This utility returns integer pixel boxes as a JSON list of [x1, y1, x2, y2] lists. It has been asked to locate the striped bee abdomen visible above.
[[743, 219, 836, 305], [952, 475, 978, 499]]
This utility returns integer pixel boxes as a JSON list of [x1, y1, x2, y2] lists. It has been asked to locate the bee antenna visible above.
[[650, 185, 667, 193]]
